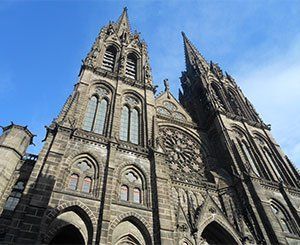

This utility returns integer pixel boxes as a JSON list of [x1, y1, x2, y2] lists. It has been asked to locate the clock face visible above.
[[159, 127, 204, 183]]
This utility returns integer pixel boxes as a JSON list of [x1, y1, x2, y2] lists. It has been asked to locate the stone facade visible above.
[[0, 8, 299, 245]]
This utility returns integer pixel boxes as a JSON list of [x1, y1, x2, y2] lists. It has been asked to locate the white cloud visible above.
[[236, 35, 300, 167]]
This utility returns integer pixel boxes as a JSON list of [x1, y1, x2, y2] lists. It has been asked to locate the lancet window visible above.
[[125, 53, 137, 79], [119, 168, 145, 205], [67, 158, 97, 195], [211, 83, 226, 110], [119, 95, 141, 144], [239, 141, 261, 177], [83, 87, 110, 135], [102, 45, 117, 72], [270, 200, 298, 235], [228, 90, 240, 115]]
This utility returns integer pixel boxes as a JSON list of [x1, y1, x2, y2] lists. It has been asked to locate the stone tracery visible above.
[[159, 127, 205, 184]]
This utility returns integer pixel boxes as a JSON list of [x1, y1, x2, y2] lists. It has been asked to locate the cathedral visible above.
[[1, 8, 300, 245]]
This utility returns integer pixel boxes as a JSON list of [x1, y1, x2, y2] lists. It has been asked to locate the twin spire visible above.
[[115, 8, 209, 73], [116, 7, 131, 35], [181, 32, 209, 73]]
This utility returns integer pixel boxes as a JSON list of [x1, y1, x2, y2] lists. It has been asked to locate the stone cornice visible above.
[[56, 125, 150, 156]]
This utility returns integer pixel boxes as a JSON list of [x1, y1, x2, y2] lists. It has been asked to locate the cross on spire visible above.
[[117, 7, 131, 35]]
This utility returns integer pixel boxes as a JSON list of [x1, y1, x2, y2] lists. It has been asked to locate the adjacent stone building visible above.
[[0, 8, 299, 245]]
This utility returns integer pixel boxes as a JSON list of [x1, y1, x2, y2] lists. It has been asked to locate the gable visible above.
[[155, 90, 195, 125]]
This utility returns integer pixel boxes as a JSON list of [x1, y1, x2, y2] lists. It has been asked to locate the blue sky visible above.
[[0, 1, 299, 168]]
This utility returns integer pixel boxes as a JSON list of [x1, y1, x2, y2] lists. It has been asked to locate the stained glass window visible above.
[[121, 185, 129, 201], [263, 148, 282, 181], [157, 107, 171, 116], [94, 99, 108, 134], [82, 177, 92, 193], [130, 109, 139, 144], [133, 188, 141, 203], [120, 106, 129, 141], [241, 143, 260, 177], [83, 96, 97, 131], [68, 174, 79, 190]]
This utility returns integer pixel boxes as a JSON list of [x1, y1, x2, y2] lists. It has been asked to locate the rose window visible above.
[[159, 127, 204, 183]]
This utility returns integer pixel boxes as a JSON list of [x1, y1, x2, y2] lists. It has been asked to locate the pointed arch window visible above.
[[120, 106, 140, 144], [83, 96, 108, 134], [126, 53, 137, 79], [102, 45, 117, 72], [68, 174, 79, 190], [94, 99, 108, 134], [263, 147, 282, 181], [212, 84, 226, 109], [119, 169, 145, 205], [82, 177, 92, 193], [120, 106, 130, 141], [270, 201, 297, 235], [133, 187, 141, 203], [120, 185, 129, 201], [130, 108, 139, 144], [240, 142, 260, 177], [67, 158, 98, 196]]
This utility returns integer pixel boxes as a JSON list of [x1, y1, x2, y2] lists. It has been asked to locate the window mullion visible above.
[[128, 109, 131, 142], [91, 99, 100, 131]]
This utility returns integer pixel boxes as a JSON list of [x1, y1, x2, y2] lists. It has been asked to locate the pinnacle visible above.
[[117, 7, 131, 34], [182, 32, 209, 71]]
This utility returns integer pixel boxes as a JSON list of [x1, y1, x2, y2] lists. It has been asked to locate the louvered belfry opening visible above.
[[126, 53, 137, 79], [102, 46, 117, 72]]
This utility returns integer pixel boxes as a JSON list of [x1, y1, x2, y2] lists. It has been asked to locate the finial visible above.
[[163, 78, 170, 92], [124, 6, 128, 11]]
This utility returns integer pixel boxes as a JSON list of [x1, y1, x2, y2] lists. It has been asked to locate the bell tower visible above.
[[180, 32, 300, 244], [57, 7, 155, 146], [0, 8, 160, 244]]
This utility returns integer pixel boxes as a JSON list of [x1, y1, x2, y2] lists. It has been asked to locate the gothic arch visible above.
[[64, 150, 104, 172], [90, 80, 115, 95], [113, 161, 150, 206], [104, 41, 121, 50], [270, 199, 299, 235], [122, 90, 144, 105], [108, 212, 152, 245], [59, 151, 104, 197], [125, 48, 141, 59], [253, 131, 270, 145], [201, 221, 240, 245], [231, 124, 248, 138], [198, 218, 241, 245], [115, 161, 149, 184], [210, 82, 226, 108], [40, 200, 97, 244]]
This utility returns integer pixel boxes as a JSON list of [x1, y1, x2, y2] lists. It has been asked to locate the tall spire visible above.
[[181, 32, 209, 73], [117, 7, 131, 35]]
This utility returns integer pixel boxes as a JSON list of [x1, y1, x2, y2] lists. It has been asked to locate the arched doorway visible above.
[[50, 224, 85, 245], [111, 218, 151, 245], [201, 221, 238, 245]]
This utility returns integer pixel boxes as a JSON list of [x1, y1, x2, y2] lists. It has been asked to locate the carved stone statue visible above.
[[164, 78, 170, 92]]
